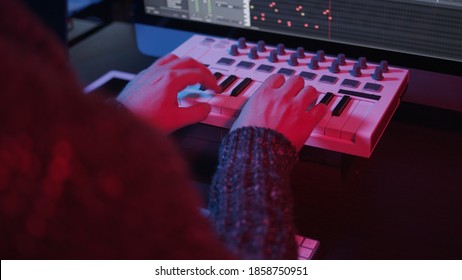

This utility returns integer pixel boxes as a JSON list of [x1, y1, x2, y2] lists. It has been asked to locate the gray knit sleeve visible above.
[[209, 126, 299, 259]]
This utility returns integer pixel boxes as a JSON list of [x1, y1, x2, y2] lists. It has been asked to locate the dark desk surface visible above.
[[69, 21, 154, 86], [69, 22, 462, 260]]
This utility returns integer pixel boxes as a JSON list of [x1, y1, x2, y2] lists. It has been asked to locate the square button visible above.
[[278, 68, 295, 76], [237, 61, 255, 69], [364, 82, 382, 92], [217, 57, 235, 65], [319, 75, 338, 84], [341, 79, 360, 88], [299, 71, 317, 80], [257, 64, 275, 73]]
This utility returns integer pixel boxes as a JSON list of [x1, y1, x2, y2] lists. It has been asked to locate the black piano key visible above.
[[219, 75, 238, 92], [319, 92, 334, 105], [332, 95, 351, 117], [200, 72, 223, 91], [213, 72, 224, 79], [231, 78, 253, 97]]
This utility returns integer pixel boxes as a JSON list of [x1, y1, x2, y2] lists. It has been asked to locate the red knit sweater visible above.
[[0, 1, 297, 259]]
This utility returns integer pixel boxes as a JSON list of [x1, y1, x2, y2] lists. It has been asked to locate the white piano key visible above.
[[208, 94, 229, 114], [295, 235, 304, 246], [220, 78, 260, 116], [207, 74, 238, 113], [221, 96, 248, 117], [301, 238, 319, 249], [341, 100, 373, 141], [325, 99, 359, 138], [313, 94, 341, 135], [298, 246, 314, 259]]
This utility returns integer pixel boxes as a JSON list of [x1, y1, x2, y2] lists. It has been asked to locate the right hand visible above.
[[231, 74, 327, 151]]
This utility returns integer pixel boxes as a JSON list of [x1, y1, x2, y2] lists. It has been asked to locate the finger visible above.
[[305, 103, 328, 127], [280, 75, 305, 98], [166, 68, 220, 93], [175, 102, 212, 127], [153, 53, 179, 67], [260, 73, 285, 90], [294, 85, 319, 110], [167, 57, 221, 92]]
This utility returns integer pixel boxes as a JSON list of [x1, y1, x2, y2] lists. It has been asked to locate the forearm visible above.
[[209, 127, 299, 259]]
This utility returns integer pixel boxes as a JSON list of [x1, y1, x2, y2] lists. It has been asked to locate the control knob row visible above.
[[229, 38, 389, 79]]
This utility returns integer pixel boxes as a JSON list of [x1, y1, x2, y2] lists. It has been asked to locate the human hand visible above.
[[231, 74, 327, 151], [117, 54, 221, 134]]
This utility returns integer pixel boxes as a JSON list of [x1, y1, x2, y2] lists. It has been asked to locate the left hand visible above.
[[117, 54, 220, 134]]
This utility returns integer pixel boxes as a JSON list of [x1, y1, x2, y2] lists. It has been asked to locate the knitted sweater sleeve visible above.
[[209, 127, 299, 259]]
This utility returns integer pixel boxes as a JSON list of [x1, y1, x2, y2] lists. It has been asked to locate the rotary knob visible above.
[[276, 43, 286, 55], [229, 44, 239, 56], [350, 62, 362, 77], [372, 66, 384, 80], [329, 60, 340, 73], [257, 40, 266, 52], [380, 60, 389, 72], [316, 50, 325, 62], [337, 53, 346, 65], [248, 46, 259, 59], [268, 50, 278, 62], [288, 53, 298, 66], [237, 37, 247, 49], [308, 56, 319, 70], [296, 47, 306, 58], [358, 57, 367, 69]]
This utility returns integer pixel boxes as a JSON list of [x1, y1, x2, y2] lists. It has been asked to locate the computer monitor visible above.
[[133, 0, 462, 111]]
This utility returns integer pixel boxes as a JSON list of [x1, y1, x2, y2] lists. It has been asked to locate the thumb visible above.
[[176, 102, 212, 127]]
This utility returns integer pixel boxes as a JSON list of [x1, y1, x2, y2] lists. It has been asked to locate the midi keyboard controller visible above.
[[174, 35, 409, 158]]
